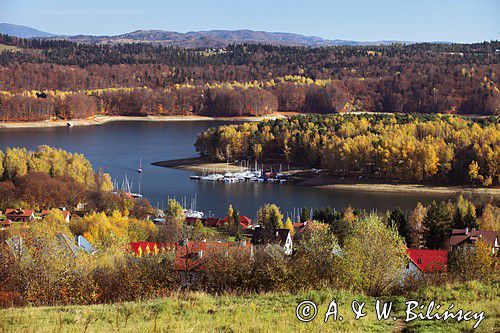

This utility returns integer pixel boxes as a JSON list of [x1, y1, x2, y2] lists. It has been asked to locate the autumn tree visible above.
[[407, 202, 427, 248]]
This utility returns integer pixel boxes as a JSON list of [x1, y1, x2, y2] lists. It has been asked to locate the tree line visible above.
[[0, 36, 498, 120], [195, 114, 499, 186], [0, 146, 153, 216]]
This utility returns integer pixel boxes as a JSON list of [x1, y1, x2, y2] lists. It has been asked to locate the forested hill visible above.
[[0, 23, 401, 47], [0, 34, 498, 120]]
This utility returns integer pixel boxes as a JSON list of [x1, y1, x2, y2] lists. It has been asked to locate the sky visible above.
[[0, 0, 499, 42]]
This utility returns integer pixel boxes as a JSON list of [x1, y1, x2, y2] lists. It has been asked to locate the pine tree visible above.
[[424, 201, 452, 249], [388, 207, 409, 244]]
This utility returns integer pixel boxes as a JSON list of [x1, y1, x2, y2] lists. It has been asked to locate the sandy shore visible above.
[[154, 158, 500, 195], [313, 183, 499, 195], [297, 173, 500, 195], [0, 114, 287, 129]]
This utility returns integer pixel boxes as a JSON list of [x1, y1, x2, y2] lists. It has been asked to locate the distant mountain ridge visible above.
[[0, 23, 410, 47], [0, 23, 55, 38]]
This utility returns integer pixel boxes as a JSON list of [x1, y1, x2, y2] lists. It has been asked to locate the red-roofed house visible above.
[[1, 219, 12, 230], [130, 242, 176, 257], [448, 228, 498, 254], [219, 215, 253, 229], [175, 240, 252, 284], [404, 249, 448, 279], [5, 209, 35, 222], [40, 209, 71, 223], [129, 240, 253, 284], [292, 221, 309, 234]]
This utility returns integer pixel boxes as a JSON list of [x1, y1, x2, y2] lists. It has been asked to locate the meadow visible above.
[[1, 282, 497, 332]]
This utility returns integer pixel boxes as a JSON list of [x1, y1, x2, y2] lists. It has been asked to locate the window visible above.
[[417, 259, 422, 264]]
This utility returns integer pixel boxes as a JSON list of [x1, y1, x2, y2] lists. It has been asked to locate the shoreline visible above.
[[312, 183, 499, 195], [0, 114, 287, 129], [153, 157, 500, 195]]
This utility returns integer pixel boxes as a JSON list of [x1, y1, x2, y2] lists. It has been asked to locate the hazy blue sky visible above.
[[0, 0, 498, 42]]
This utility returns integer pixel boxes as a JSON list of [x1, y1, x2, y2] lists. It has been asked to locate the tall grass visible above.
[[0, 283, 497, 332]]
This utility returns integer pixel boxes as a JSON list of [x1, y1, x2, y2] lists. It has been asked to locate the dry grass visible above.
[[1, 283, 497, 332]]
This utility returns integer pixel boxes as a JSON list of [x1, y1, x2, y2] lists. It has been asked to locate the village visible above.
[[1, 202, 498, 287]]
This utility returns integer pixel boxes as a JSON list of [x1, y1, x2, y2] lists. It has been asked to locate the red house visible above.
[[5, 209, 35, 222], [219, 215, 253, 229], [406, 249, 448, 273]]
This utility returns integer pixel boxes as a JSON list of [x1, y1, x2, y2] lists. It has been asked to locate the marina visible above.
[[190, 161, 289, 184]]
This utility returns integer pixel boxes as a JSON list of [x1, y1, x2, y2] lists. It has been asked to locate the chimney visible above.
[[465, 227, 469, 235]]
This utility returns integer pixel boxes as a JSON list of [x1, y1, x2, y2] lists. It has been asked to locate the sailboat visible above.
[[138, 158, 143, 173]]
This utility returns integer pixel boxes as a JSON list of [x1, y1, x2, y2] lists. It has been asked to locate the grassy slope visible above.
[[0, 283, 498, 332]]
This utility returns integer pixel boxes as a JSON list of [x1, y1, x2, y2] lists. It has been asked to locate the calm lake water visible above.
[[0, 121, 451, 217]]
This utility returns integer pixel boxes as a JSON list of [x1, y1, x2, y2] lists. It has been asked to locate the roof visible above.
[[292, 221, 309, 234], [407, 249, 448, 272], [219, 215, 253, 228], [251, 227, 290, 246], [449, 228, 498, 248], [5, 209, 34, 218], [76, 235, 96, 253], [129, 242, 176, 255], [129, 240, 252, 271], [1, 219, 12, 226], [174, 241, 251, 271], [40, 209, 71, 220]]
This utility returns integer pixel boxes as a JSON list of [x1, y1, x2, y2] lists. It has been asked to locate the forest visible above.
[[195, 114, 499, 186], [0, 146, 152, 216], [0, 35, 498, 121]]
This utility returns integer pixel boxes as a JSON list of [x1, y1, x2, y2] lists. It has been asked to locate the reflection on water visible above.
[[0, 121, 451, 217]]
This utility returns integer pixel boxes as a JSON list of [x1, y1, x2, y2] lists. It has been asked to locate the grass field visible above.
[[0, 282, 498, 332]]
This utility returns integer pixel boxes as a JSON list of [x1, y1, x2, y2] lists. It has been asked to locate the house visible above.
[[407, 249, 448, 272], [251, 227, 293, 255], [185, 215, 253, 229], [1, 219, 12, 230], [219, 215, 253, 229], [403, 249, 448, 280], [40, 209, 71, 223], [129, 240, 252, 285], [75, 235, 97, 254], [4, 232, 84, 258], [292, 220, 309, 234], [448, 228, 498, 254], [174, 240, 252, 285], [130, 241, 176, 257], [5, 209, 35, 222]]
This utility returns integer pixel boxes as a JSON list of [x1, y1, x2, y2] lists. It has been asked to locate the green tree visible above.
[[257, 204, 284, 230], [342, 214, 407, 296], [300, 207, 310, 222], [388, 207, 409, 244], [423, 201, 452, 249], [452, 195, 477, 229]]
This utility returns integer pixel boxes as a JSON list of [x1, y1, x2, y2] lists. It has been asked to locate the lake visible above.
[[0, 121, 451, 218]]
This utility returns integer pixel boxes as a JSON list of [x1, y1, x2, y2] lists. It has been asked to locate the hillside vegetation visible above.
[[195, 113, 500, 186], [0, 35, 498, 121]]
